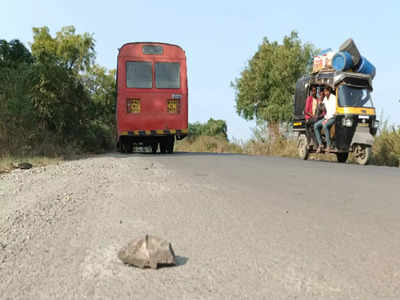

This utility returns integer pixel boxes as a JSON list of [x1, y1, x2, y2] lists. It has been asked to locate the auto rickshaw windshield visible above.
[[338, 85, 374, 108]]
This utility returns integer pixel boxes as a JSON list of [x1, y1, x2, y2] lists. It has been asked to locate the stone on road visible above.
[[118, 235, 176, 269]]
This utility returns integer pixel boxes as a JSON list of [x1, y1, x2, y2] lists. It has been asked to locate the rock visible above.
[[118, 235, 176, 269], [18, 162, 32, 170]]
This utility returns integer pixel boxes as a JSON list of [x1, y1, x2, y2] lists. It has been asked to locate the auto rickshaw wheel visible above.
[[298, 134, 309, 160], [336, 152, 349, 163], [354, 144, 371, 165]]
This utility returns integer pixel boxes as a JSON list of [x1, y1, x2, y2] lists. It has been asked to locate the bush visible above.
[[176, 136, 242, 153], [371, 125, 400, 167], [188, 119, 228, 141], [243, 136, 298, 157]]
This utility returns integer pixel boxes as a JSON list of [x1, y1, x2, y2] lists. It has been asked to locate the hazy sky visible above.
[[2, 0, 399, 140]]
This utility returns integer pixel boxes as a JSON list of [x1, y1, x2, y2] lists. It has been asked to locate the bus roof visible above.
[[118, 42, 185, 58]]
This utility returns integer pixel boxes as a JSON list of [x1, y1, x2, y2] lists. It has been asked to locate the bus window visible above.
[[126, 61, 152, 88], [155, 62, 180, 89]]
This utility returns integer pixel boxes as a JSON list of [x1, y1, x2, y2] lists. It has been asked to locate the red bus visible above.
[[116, 42, 188, 153]]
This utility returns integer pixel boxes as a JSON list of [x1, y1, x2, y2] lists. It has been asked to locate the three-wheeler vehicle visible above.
[[293, 71, 379, 165]]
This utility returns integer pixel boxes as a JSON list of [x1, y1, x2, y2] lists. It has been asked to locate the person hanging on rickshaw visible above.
[[314, 86, 337, 152], [304, 86, 325, 148]]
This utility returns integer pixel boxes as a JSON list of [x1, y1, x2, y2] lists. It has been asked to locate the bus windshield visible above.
[[126, 61, 152, 88], [155, 62, 180, 89], [338, 85, 373, 107]]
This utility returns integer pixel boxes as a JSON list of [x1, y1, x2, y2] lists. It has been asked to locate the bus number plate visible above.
[[168, 99, 180, 113], [127, 99, 140, 113]]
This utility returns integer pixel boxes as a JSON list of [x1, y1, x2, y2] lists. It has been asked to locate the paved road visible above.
[[0, 152, 399, 299]]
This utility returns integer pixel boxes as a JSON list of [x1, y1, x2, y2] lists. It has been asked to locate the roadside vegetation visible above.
[[231, 31, 317, 137], [175, 119, 243, 153], [0, 26, 115, 172], [370, 124, 400, 167], [178, 119, 400, 167]]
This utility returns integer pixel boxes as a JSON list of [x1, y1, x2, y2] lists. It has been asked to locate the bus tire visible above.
[[151, 143, 158, 154], [336, 152, 349, 163], [160, 142, 167, 154], [167, 137, 175, 153], [119, 141, 127, 153], [125, 142, 133, 154]]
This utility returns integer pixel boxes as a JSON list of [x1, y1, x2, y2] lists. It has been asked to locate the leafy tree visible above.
[[81, 65, 116, 126], [29, 62, 92, 138], [0, 39, 33, 67], [232, 31, 316, 136], [1, 27, 115, 155], [0, 39, 37, 151], [31, 26, 95, 73], [189, 118, 228, 140], [28, 26, 101, 142]]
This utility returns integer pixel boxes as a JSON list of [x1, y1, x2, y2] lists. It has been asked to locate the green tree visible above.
[[232, 31, 316, 136], [0, 39, 38, 152], [29, 62, 92, 138], [82, 65, 116, 126], [28, 26, 98, 138], [0, 39, 33, 67], [189, 118, 228, 140], [31, 26, 95, 73]]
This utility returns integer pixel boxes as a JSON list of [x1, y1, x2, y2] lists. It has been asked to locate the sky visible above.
[[2, 0, 399, 140]]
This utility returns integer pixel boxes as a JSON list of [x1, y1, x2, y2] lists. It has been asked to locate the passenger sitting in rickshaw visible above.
[[304, 86, 325, 148], [314, 86, 337, 152]]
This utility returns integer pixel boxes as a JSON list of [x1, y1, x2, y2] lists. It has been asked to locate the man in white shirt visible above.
[[313, 87, 337, 152]]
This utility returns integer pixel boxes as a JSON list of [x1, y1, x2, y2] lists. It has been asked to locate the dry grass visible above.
[[370, 126, 400, 167], [175, 136, 243, 154], [243, 137, 297, 157]]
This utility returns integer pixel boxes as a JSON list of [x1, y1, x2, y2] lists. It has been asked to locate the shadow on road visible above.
[[175, 256, 189, 266]]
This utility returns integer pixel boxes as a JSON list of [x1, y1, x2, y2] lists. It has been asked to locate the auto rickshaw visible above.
[[293, 71, 379, 165]]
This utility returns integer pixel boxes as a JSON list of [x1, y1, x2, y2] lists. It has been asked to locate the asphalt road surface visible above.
[[0, 152, 399, 299]]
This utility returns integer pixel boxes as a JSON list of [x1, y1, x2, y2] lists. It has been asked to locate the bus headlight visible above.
[[342, 117, 353, 127], [372, 120, 379, 129]]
